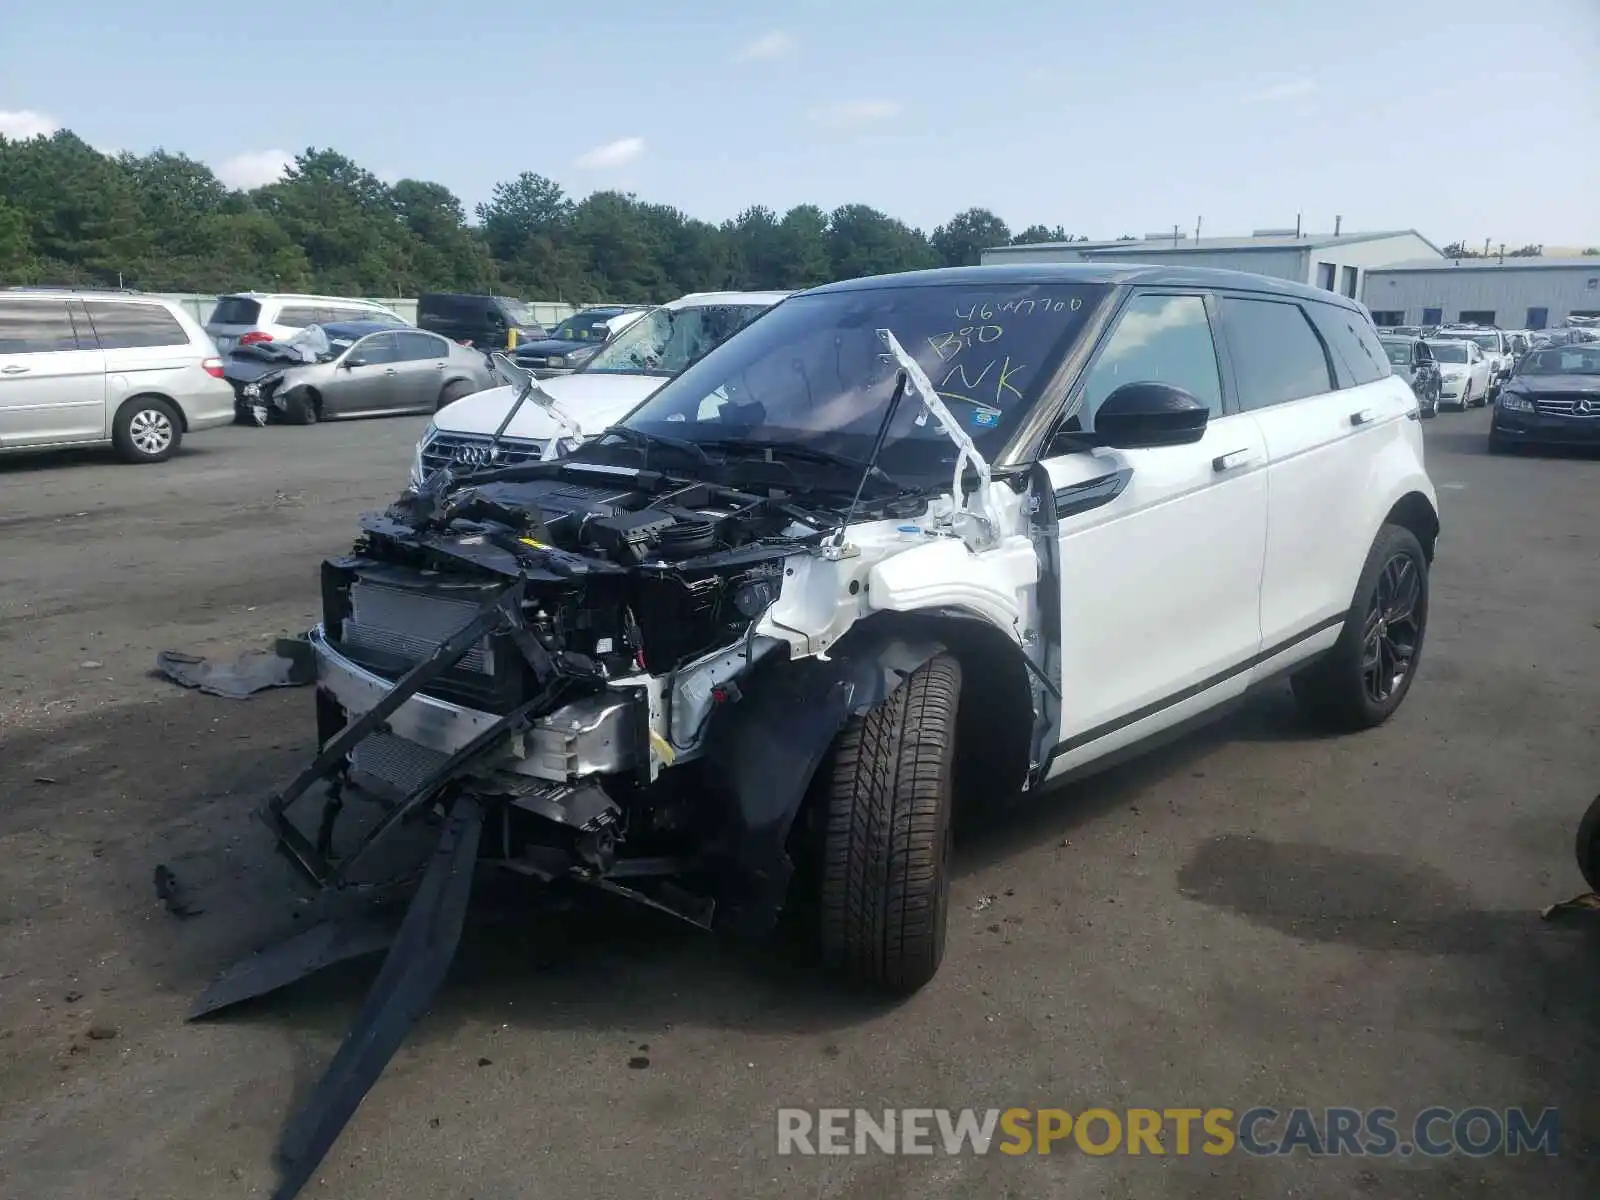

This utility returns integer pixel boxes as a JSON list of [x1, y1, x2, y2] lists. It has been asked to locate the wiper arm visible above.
[[594, 425, 713, 467], [698, 438, 898, 485]]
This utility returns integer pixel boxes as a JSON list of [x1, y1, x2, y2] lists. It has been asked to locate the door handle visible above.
[[1212, 449, 1254, 472], [0, 365, 29, 375], [384, 368, 399, 376], [434, 362, 446, 370], [1349, 409, 1376, 426]]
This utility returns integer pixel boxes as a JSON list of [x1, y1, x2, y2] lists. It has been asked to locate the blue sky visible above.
[[3, 0, 1597, 247]]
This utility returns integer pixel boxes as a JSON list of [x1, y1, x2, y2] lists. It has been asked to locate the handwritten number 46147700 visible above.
[[955, 297, 1082, 321]]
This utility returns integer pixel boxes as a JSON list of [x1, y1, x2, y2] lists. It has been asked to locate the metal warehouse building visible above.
[[979, 228, 1442, 298], [1361, 258, 1600, 330]]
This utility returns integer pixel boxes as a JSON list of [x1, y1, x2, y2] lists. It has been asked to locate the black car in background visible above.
[[509, 305, 647, 377], [417, 293, 547, 351], [1490, 342, 1600, 453]]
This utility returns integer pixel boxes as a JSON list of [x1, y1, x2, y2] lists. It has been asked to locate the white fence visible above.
[[152, 294, 599, 328]]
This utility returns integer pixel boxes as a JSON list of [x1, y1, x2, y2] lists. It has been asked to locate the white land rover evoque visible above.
[[313, 262, 1438, 995]]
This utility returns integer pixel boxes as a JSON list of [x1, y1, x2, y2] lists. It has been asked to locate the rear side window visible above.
[[1221, 298, 1335, 411], [420, 295, 469, 321], [276, 305, 322, 328], [209, 297, 262, 325], [85, 301, 189, 349], [323, 305, 377, 324], [397, 331, 446, 361], [0, 299, 84, 352], [1306, 302, 1390, 387]]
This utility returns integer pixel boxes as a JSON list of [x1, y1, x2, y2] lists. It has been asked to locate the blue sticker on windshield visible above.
[[969, 408, 1002, 428]]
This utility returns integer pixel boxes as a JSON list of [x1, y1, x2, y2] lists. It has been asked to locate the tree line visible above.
[[0, 130, 1112, 302]]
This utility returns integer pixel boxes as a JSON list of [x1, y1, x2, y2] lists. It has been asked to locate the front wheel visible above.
[[282, 390, 318, 425], [818, 653, 962, 993], [1291, 524, 1429, 732]]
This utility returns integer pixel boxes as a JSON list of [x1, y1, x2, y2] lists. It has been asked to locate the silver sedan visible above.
[[226, 322, 495, 426]]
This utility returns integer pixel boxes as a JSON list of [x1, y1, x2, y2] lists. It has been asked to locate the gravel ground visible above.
[[1, 412, 1597, 1199]]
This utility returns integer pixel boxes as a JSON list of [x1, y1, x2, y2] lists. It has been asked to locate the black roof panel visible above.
[[798, 263, 1366, 312]]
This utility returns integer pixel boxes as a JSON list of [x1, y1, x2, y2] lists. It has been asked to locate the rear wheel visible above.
[[1291, 524, 1428, 732], [437, 379, 475, 411], [818, 654, 961, 993], [113, 397, 183, 464]]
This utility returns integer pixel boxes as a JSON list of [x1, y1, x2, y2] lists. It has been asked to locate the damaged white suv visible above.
[[269, 263, 1441, 992], [216, 264, 1440, 1196]]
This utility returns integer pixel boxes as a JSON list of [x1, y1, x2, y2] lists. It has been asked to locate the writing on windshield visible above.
[[923, 295, 1087, 414], [618, 283, 1109, 479]]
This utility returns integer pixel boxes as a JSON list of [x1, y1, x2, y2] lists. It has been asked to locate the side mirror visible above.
[[342, 355, 366, 369], [1093, 382, 1210, 448]]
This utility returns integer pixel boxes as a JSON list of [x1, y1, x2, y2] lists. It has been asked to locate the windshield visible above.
[[1428, 342, 1469, 364], [584, 303, 772, 377], [496, 298, 544, 330], [1453, 332, 1500, 352], [1380, 340, 1412, 367], [1517, 346, 1600, 375], [613, 282, 1109, 482], [548, 311, 621, 342]]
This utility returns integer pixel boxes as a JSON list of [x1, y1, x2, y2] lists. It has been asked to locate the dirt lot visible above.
[[2, 415, 1597, 1199]]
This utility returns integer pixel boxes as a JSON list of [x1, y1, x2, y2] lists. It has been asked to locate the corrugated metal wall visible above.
[[1361, 266, 1600, 327]]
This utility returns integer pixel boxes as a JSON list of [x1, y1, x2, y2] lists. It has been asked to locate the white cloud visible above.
[[811, 99, 904, 128], [1238, 79, 1317, 104], [735, 31, 795, 62], [0, 109, 61, 140], [215, 149, 292, 190], [575, 136, 645, 169]]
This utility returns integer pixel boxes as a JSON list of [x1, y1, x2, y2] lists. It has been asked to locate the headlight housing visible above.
[[548, 355, 566, 369], [1498, 391, 1535, 412]]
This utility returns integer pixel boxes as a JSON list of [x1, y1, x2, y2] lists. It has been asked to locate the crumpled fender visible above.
[[703, 619, 946, 938]]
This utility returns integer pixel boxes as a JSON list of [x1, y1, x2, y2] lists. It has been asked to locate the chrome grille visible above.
[[1532, 393, 1600, 418], [419, 431, 547, 479], [343, 580, 492, 673]]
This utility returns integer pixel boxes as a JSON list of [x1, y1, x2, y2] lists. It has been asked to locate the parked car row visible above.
[[0, 285, 662, 464]]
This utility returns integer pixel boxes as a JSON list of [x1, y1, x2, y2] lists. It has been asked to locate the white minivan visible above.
[[0, 289, 236, 464], [411, 290, 790, 485]]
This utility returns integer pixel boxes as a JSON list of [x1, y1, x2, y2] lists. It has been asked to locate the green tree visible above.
[[568, 191, 665, 302], [1507, 244, 1542, 257], [772, 205, 832, 288], [825, 204, 938, 279], [0, 195, 38, 279], [1585, 247, 1600, 256], [256, 149, 410, 293], [0, 130, 151, 285], [476, 172, 572, 261], [392, 179, 495, 291], [1010, 224, 1075, 245], [1440, 241, 1481, 258], [931, 207, 1011, 267]]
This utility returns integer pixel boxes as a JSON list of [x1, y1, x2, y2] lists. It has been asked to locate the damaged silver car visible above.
[[225, 320, 494, 425], [196, 263, 1439, 1198]]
